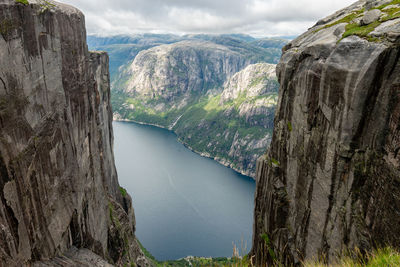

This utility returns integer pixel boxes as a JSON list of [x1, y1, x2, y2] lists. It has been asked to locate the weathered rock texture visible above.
[[252, 0, 400, 265], [0, 0, 147, 266]]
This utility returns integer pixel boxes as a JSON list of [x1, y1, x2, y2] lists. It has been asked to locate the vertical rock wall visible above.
[[252, 0, 400, 265], [0, 0, 147, 266]]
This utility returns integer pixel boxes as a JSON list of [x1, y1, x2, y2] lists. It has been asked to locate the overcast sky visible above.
[[58, 0, 356, 37]]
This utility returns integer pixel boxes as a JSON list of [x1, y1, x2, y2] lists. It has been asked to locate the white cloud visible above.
[[58, 0, 356, 37]]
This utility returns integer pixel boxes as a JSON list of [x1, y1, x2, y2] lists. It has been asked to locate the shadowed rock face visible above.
[[252, 0, 400, 265], [0, 0, 147, 266]]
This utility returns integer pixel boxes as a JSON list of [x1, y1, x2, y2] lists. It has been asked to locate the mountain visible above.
[[87, 35, 183, 81], [0, 1, 147, 266], [87, 34, 287, 82], [251, 0, 400, 265], [251, 37, 289, 49], [111, 39, 280, 176]]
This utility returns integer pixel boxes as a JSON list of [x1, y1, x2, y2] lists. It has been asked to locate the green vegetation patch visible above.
[[314, 0, 400, 42], [380, 7, 400, 22], [376, 0, 400, 10], [287, 121, 293, 132], [269, 157, 280, 167], [119, 187, 127, 197], [341, 20, 382, 41], [108, 202, 114, 222], [315, 9, 365, 33], [15, 0, 29, 5], [304, 247, 400, 267]]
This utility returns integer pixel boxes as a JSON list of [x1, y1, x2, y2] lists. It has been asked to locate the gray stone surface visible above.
[[0, 0, 148, 266], [366, 0, 392, 10], [251, 0, 400, 265], [361, 9, 382, 25]]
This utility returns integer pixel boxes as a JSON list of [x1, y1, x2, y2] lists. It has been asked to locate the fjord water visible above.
[[113, 121, 256, 260]]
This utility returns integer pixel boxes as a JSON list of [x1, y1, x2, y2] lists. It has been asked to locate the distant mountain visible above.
[[251, 37, 289, 49], [182, 33, 257, 42], [87, 34, 288, 81], [87, 34, 184, 80]]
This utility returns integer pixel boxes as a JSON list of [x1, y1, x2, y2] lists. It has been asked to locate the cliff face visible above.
[[0, 0, 146, 266], [252, 0, 400, 265], [122, 40, 256, 102]]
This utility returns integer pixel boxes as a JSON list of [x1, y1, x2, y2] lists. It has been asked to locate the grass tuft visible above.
[[15, 0, 29, 5], [119, 186, 128, 197]]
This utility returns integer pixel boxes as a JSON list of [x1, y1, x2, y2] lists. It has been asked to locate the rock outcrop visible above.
[[0, 0, 147, 266], [252, 0, 400, 265]]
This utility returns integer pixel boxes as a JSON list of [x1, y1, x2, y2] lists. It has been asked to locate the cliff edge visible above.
[[0, 0, 147, 266], [252, 0, 400, 265]]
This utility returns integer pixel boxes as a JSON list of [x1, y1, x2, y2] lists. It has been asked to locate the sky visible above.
[[58, 0, 356, 37]]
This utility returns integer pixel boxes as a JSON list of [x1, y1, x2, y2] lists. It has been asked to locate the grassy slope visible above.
[[139, 243, 400, 267]]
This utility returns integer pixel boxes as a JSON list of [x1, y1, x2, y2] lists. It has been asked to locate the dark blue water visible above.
[[113, 121, 255, 260]]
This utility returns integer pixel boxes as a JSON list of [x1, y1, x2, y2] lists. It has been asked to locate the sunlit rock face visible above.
[[252, 0, 400, 265], [0, 0, 147, 266]]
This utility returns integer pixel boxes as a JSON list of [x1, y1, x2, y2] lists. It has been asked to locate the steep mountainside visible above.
[[121, 40, 258, 100], [114, 49, 279, 176], [0, 0, 147, 266], [173, 63, 279, 176], [252, 0, 400, 265]]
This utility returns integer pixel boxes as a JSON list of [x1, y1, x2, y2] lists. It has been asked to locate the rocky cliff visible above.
[[120, 40, 258, 102], [0, 0, 147, 266], [252, 0, 400, 265]]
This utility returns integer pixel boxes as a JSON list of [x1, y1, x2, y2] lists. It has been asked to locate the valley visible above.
[[89, 34, 287, 176]]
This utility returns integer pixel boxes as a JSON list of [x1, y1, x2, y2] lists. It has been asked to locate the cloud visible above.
[[57, 0, 356, 37]]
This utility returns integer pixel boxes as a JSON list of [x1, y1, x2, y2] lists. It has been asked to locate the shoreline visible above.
[[113, 118, 255, 179]]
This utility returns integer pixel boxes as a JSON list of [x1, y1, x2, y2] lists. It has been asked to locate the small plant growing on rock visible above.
[[119, 186, 127, 197], [15, 0, 29, 5]]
